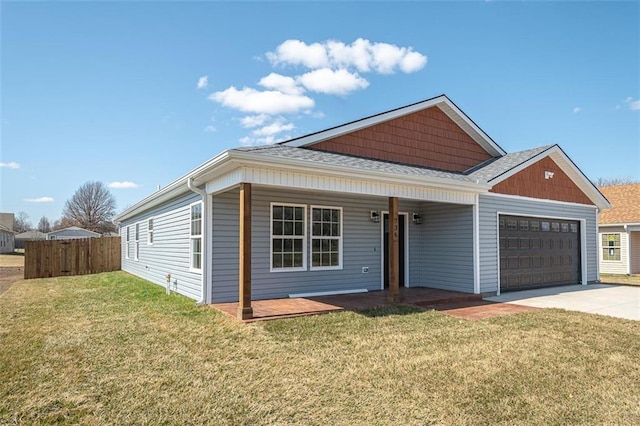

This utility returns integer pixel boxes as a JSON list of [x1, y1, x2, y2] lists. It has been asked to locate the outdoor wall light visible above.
[[412, 213, 422, 224], [370, 210, 381, 223], [545, 171, 555, 179]]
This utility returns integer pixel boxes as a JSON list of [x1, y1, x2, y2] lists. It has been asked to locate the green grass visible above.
[[600, 273, 640, 286], [1, 272, 639, 425]]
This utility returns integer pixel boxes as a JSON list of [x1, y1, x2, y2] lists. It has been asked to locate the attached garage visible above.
[[499, 215, 581, 291]]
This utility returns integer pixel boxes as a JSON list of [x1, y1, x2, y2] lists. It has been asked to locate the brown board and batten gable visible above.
[[280, 94, 507, 173], [491, 156, 594, 205], [307, 106, 493, 172]]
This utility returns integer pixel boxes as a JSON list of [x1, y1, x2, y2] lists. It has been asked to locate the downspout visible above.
[[187, 177, 208, 306]]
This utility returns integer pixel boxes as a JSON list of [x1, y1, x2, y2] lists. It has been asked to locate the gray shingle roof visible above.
[[234, 144, 555, 185], [466, 145, 554, 182], [233, 145, 478, 183]]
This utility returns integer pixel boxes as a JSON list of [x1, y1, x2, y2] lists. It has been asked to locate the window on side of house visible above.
[[190, 202, 203, 271], [148, 218, 154, 245], [310, 206, 342, 270], [601, 233, 621, 261], [125, 226, 130, 259], [271, 203, 306, 271], [135, 223, 140, 261]]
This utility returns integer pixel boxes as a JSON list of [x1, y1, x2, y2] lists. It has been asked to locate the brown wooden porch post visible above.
[[388, 196, 400, 303], [238, 182, 253, 320]]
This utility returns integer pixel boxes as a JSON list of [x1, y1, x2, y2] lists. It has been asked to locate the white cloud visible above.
[[204, 125, 217, 132], [197, 76, 208, 89], [251, 119, 295, 137], [209, 86, 314, 115], [572, 107, 582, 114], [297, 68, 369, 95], [258, 73, 304, 95], [108, 181, 139, 189], [240, 114, 270, 128], [267, 38, 427, 74], [266, 39, 329, 69], [0, 161, 19, 169], [623, 97, 640, 111], [24, 196, 54, 203], [239, 135, 276, 146]]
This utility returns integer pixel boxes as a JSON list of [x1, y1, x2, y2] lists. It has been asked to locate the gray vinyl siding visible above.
[[210, 187, 424, 302], [418, 203, 474, 293], [120, 191, 203, 300], [478, 194, 598, 294]]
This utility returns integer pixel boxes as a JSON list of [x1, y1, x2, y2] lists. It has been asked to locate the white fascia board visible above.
[[487, 145, 611, 210], [599, 222, 640, 228], [114, 151, 232, 223], [228, 150, 492, 193], [281, 95, 506, 157]]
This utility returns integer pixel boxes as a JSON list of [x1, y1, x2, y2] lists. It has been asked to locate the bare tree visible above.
[[14, 211, 32, 233], [596, 177, 639, 187], [62, 181, 117, 234], [37, 216, 52, 233], [52, 216, 79, 231]]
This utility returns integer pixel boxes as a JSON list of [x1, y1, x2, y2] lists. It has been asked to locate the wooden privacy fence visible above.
[[24, 237, 121, 279]]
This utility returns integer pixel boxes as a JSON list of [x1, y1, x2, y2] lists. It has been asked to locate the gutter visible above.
[[187, 177, 208, 307]]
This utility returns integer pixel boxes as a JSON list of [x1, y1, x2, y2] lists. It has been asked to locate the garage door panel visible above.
[[500, 215, 580, 292]]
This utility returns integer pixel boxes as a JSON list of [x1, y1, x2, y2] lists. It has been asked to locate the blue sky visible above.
[[1, 1, 639, 226]]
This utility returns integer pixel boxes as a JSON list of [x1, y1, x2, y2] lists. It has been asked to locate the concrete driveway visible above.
[[485, 284, 640, 321]]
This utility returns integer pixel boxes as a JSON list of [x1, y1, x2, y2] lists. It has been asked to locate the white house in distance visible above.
[[598, 183, 640, 275], [47, 226, 101, 240], [0, 213, 16, 254], [114, 94, 610, 320]]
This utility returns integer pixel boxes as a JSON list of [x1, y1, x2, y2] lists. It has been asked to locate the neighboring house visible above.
[[15, 230, 47, 249], [47, 227, 101, 240], [598, 183, 640, 275], [0, 213, 16, 254], [0, 224, 16, 254], [114, 95, 610, 319]]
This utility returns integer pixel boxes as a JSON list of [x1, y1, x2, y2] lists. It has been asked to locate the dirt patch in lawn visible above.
[[415, 299, 539, 320], [0, 267, 24, 296]]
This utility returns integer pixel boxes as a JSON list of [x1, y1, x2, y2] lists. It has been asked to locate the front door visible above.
[[383, 213, 406, 288]]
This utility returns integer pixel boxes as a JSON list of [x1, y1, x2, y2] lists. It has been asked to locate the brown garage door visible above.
[[499, 215, 581, 291]]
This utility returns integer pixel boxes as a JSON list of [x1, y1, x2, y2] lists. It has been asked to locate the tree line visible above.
[[14, 181, 118, 235]]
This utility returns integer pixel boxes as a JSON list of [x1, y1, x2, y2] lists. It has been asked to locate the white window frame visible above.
[[125, 226, 130, 259], [134, 223, 140, 261], [270, 202, 307, 272], [190, 201, 203, 272], [310, 205, 343, 271], [601, 232, 621, 262], [147, 218, 154, 245]]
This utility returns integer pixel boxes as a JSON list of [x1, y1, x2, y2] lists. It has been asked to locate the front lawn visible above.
[[1, 272, 638, 425]]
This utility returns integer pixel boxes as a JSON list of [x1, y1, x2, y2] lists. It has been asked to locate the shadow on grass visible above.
[[356, 305, 426, 317]]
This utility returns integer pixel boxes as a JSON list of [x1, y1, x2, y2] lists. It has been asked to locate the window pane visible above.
[[148, 219, 153, 231], [283, 253, 293, 267], [284, 222, 293, 235], [272, 239, 282, 252], [322, 223, 330, 236], [272, 253, 282, 268], [294, 222, 303, 236], [530, 221, 539, 231], [312, 208, 320, 221], [293, 253, 303, 267], [294, 239, 303, 252], [284, 206, 293, 220], [331, 224, 339, 236], [312, 253, 320, 267], [273, 206, 283, 220], [330, 253, 338, 266], [541, 222, 550, 232], [294, 207, 303, 221], [284, 238, 292, 251], [322, 209, 331, 221], [312, 223, 321, 236], [330, 239, 339, 251], [331, 210, 339, 222], [273, 221, 283, 235], [561, 223, 569, 232]]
